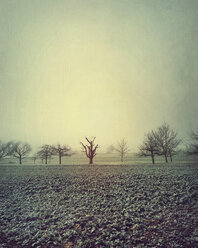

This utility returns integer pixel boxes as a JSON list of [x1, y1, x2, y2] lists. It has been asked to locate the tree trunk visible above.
[[170, 154, 173, 162], [165, 154, 168, 163], [151, 154, 155, 164], [59, 154, 61, 164], [89, 156, 93, 165], [121, 153, 123, 162], [19, 156, 22, 164]]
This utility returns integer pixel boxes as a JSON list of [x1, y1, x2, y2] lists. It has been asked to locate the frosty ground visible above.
[[0, 162, 198, 248]]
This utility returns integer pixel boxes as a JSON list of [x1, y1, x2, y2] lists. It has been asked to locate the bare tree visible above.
[[0, 141, 13, 159], [167, 136, 181, 162], [34, 152, 44, 164], [115, 139, 129, 162], [12, 142, 32, 164], [138, 131, 158, 164], [40, 155, 45, 164], [37, 145, 53, 164], [51, 144, 71, 164], [31, 154, 38, 164], [153, 123, 181, 163], [80, 137, 99, 165], [187, 130, 198, 155]]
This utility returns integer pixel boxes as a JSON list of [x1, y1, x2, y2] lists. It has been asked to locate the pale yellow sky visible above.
[[0, 0, 198, 152]]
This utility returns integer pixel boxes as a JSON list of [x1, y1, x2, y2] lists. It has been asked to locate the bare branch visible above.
[[0, 141, 14, 159], [187, 130, 198, 155], [80, 142, 89, 158]]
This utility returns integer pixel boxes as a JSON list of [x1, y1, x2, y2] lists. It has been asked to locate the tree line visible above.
[[107, 123, 198, 164], [0, 123, 198, 165], [0, 142, 72, 165], [138, 123, 181, 164]]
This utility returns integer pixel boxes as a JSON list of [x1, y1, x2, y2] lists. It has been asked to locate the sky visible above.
[[0, 0, 198, 152]]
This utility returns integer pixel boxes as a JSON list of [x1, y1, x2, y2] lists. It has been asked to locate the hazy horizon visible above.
[[0, 0, 198, 152]]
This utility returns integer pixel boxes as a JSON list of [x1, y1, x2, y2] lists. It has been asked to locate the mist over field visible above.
[[1, 2, 198, 247], [0, 152, 197, 167], [0, 0, 198, 152]]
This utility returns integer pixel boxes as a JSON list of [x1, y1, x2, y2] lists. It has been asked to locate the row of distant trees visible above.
[[138, 123, 181, 164], [0, 123, 198, 165], [107, 123, 198, 164], [0, 142, 72, 165], [0, 142, 32, 164]]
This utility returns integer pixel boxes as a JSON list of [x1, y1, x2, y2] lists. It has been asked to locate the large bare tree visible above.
[[51, 144, 71, 164], [153, 123, 181, 163], [80, 137, 99, 165], [0, 141, 13, 159], [12, 142, 32, 164], [138, 131, 158, 164], [187, 130, 198, 155], [37, 145, 53, 164], [115, 139, 129, 162]]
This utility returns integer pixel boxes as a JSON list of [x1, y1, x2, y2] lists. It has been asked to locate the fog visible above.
[[0, 0, 198, 152]]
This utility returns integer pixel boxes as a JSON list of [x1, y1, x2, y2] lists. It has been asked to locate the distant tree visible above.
[[37, 145, 53, 164], [51, 144, 71, 164], [35, 152, 45, 164], [106, 145, 115, 154], [40, 155, 45, 164], [153, 123, 181, 163], [12, 142, 32, 164], [42, 158, 45, 164], [0, 141, 13, 159], [115, 139, 129, 162], [138, 131, 158, 164], [80, 137, 99, 165], [167, 135, 181, 162], [31, 154, 38, 164], [187, 130, 198, 155]]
